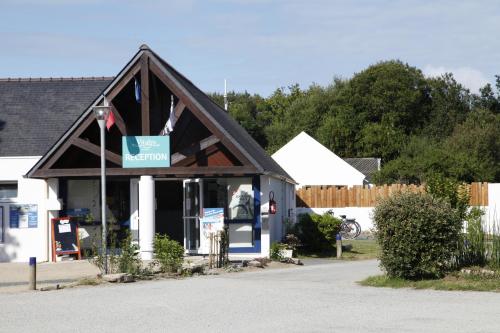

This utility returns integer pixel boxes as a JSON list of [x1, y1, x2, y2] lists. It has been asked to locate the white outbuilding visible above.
[[272, 131, 367, 188]]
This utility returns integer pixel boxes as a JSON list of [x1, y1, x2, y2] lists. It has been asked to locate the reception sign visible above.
[[122, 136, 170, 168]]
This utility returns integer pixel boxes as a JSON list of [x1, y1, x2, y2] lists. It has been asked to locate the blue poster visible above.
[[9, 204, 38, 228], [122, 136, 170, 168]]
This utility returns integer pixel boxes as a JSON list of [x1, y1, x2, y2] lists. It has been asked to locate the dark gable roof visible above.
[[0, 78, 112, 156], [343, 157, 381, 181], [150, 50, 293, 181]]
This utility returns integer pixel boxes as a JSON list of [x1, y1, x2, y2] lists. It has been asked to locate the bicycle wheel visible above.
[[354, 221, 361, 238], [340, 221, 357, 240]]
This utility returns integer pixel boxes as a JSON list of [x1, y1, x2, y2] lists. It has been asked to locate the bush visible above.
[[270, 242, 287, 261], [374, 192, 462, 279], [426, 175, 470, 219], [295, 213, 342, 252], [118, 232, 142, 275], [153, 234, 185, 273]]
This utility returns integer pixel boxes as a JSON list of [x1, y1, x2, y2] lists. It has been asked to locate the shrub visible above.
[[426, 175, 470, 219], [153, 234, 185, 273], [270, 242, 287, 261], [374, 192, 462, 279], [117, 232, 142, 275], [295, 213, 342, 252]]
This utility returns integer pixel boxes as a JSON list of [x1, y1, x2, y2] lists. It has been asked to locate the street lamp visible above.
[[93, 104, 110, 274]]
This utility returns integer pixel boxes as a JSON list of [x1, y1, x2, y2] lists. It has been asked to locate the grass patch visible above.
[[76, 277, 102, 286], [298, 240, 380, 260], [341, 240, 380, 260], [360, 272, 500, 292]]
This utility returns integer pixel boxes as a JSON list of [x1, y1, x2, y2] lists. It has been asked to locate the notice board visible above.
[[199, 208, 225, 254], [9, 204, 38, 228], [51, 217, 81, 261]]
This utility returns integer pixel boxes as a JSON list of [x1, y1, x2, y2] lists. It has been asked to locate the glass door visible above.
[[183, 179, 202, 252]]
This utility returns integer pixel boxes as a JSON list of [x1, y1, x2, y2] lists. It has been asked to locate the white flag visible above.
[[162, 95, 176, 135]]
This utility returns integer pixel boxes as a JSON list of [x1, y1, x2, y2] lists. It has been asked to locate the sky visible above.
[[0, 0, 499, 96]]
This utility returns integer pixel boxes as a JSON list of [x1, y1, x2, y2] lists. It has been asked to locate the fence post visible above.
[[336, 234, 342, 259]]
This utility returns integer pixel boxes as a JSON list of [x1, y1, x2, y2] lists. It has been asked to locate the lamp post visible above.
[[93, 104, 110, 274]]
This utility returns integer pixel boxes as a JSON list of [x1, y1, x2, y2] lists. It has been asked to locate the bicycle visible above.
[[326, 210, 361, 240]]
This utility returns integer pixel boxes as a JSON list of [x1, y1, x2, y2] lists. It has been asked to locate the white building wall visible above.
[[259, 175, 295, 257], [296, 207, 374, 234], [484, 183, 500, 227], [0, 156, 54, 263]]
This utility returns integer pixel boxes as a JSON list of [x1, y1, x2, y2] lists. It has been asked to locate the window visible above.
[[0, 183, 17, 199]]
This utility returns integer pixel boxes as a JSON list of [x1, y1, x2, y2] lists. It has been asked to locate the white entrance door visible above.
[[183, 179, 203, 253]]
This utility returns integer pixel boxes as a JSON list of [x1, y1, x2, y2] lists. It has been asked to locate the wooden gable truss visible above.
[[27, 46, 259, 178]]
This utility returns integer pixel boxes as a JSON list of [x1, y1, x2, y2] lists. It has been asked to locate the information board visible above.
[[51, 217, 81, 261], [122, 136, 170, 168], [9, 204, 38, 228], [199, 208, 225, 254]]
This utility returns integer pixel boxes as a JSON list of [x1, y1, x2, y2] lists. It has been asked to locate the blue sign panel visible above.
[[122, 136, 170, 168], [9, 204, 38, 228]]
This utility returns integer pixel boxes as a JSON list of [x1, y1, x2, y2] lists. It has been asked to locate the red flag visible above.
[[106, 110, 115, 130]]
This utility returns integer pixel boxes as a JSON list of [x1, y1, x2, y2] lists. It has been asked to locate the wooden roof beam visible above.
[[105, 62, 140, 102], [31, 166, 259, 178], [109, 102, 127, 136], [148, 58, 252, 166], [171, 135, 220, 165], [72, 137, 122, 166], [140, 54, 150, 135]]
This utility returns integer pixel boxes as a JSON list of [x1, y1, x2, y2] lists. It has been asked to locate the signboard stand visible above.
[[199, 208, 225, 255], [51, 217, 81, 262]]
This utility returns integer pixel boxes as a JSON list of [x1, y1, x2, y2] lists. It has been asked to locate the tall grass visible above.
[[487, 209, 500, 268], [455, 207, 486, 268], [456, 207, 500, 270]]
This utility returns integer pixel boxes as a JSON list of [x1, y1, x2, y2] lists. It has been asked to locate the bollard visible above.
[[29, 257, 36, 290], [336, 234, 342, 259]]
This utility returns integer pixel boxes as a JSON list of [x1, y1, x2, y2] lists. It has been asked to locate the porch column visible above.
[[138, 175, 155, 260]]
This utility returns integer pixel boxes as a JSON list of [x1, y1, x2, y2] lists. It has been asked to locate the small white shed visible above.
[[272, 132, 367, 188]]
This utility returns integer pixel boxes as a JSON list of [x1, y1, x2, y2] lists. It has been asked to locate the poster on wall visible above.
[[227, 179, 254, 220], [199, 208, 225, 254], [9, 204, 38, 228]]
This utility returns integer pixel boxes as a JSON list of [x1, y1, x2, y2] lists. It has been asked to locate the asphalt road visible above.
[[1, 259, 499, 333]]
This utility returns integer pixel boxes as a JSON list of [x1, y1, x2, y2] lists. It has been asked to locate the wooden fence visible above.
[[296, 182, 489, 208]]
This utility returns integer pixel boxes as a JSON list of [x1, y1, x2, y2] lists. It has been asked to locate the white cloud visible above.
[[423, 65, 490, 93]]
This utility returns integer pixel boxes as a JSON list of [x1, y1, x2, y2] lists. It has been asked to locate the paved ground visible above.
[[1, 259, 499, 332], [0, 260, 100, 292]]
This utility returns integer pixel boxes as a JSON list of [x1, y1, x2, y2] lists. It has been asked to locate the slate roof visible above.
[[150, 49, 293, 182], [343, 157, 381, 181], [0, 78, 112, 156]]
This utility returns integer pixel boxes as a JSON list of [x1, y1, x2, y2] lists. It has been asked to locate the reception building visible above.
[[0, 45, 295, 262]]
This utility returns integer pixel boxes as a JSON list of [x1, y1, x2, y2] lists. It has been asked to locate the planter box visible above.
[[280, 249, 293, 259]]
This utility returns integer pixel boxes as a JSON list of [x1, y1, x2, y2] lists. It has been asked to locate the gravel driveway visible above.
[[1, 259, 499, 333]]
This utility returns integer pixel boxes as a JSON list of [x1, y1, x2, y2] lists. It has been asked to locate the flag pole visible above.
[[224, 79, 228, 111]]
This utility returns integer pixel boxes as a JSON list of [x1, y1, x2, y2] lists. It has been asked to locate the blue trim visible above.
[[229, 175, 261, 254]]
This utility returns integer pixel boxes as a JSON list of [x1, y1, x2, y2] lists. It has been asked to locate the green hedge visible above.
[[295, 213, 342, 252], [374, 192, 462, 279]]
